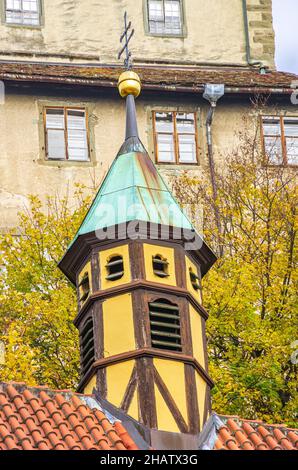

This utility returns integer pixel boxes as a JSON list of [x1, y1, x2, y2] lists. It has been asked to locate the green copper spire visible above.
[[71, 148, 193, 242], [67, 61, 196, 247]]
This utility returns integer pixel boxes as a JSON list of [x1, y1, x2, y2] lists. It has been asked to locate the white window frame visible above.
[[145, 0, 186, 37], [4, 0, 42, 27], [261, 115, 298, 167]]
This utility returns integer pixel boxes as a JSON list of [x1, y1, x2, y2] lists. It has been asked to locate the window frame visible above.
[[152, 110, 199, 165], [144, 0, 187, 38], [261, 115, 298, 167], [4, 0, 43, 27], [43, 106, 90, 163]]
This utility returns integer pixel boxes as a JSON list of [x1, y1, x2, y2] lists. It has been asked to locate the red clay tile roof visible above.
[[0, 62, 297, 94], [215, 415, 298, 451], [0, 382, 138, 450]]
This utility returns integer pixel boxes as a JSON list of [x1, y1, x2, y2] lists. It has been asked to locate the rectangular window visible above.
[[45, 107, 89, 162], [153, 111, 198, 164], [262, 116, 298, 166], [5, 0, 41, 26], [147, 0, 183, 35]]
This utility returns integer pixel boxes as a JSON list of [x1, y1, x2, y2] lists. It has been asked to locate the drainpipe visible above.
[[203, 84, 225, 256], [242, 0, 264, 69]]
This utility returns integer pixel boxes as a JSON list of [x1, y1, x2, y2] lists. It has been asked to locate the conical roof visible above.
[[72, 141, 193, 243]]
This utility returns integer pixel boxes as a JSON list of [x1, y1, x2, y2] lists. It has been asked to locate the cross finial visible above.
[[118, 11, 135, 70]]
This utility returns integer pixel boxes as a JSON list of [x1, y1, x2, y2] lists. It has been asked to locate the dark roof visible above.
[[0, 62, 297, 94], [0, 382, 139, 450], [199, 413, 298, 451]]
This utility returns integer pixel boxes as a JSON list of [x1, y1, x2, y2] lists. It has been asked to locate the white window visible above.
[[5, 0, 40, 26], [45, 108, 89, 162], [262, 116, 298, 166], [148, 0, 183, 35], [153, 111, 198, 164]]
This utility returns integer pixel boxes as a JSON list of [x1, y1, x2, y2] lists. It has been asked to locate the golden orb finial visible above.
[[118, 71, 141, 98]]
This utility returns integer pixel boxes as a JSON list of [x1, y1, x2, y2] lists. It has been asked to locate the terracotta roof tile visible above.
[[215, 415, 298, 451], [0, 382, 139, 451], [0, 62, 297, 93]]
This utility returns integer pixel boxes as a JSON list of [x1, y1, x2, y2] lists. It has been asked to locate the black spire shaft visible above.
[[117, 12, 146, 155], [125, 94, 139, 140]]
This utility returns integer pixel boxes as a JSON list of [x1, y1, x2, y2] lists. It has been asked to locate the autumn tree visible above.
[[0, 187, 93, 389], [172, 113, 298, 427], [0, 112, 297, 427]]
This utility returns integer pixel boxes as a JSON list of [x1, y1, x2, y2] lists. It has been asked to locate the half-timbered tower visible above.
[[59, 69, 217, 436]]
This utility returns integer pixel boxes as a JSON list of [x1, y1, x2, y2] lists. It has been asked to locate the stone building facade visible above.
[[0, 0, 297, 230]]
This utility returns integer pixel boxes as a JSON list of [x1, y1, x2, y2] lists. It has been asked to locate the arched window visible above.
[[189, 267, 200, 291], [80, 317, 95, 377], [79, 271, 90, 305], [149, 299, 182, 352], [106, 255, 124, 281], [152, 254, 169, 278]]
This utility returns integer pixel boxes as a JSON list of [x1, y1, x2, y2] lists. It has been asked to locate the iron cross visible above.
[[118, 12, 135, 70]]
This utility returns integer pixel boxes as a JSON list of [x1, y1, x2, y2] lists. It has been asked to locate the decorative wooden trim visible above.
[[201, 317, 209, 374], [184, 364, 200, 433], [132, 290, 149, 349], [120, 364, 138, 414], [76, 347, 214, 393], [74, 280, 209, 327], [129, 241, 145, 280], [153, 366, 188, 433], [93, 302, 106, 398], [174, 247, 187, 289], [180, 299, 193, 356], [136, 357, 157, 428], [203, 385, 211, 425], [58, 222, 217, 285], [91, 251, 100, 292]]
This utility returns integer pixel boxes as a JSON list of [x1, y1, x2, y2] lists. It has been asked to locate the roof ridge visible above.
[[218, 414, 298, 431]]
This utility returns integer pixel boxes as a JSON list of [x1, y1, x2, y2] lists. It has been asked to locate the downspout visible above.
[[203, 85, 225, 256], [205, 104, 222, 256], [242, 0, 263, 68], [206, 105, 218, 207]]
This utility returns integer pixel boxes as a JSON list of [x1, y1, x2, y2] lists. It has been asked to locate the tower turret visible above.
[[59, 14, 217, 438]]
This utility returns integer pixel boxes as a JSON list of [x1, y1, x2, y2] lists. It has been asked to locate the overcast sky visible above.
[[272, 0, 298, 73]]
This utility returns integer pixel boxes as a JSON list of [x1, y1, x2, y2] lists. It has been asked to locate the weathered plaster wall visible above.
[[1, 85, 293, 231], [0, 0, 275, 67]]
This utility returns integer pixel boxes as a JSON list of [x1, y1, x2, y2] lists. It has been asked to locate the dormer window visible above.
[[189, 268, 200, 291], [106, 256, 124, 281], [149, 299, 182, 352], [79, 271, 90, 305], [80, 317, 95, 377], [152, 255, 169, 278]]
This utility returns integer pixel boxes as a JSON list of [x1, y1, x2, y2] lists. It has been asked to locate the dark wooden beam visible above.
[[153, 366, 188, 434]]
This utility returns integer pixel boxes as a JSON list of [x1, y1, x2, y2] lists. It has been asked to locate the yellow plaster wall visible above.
[[154, 386, 180, 433], [153, 359, 188, 432], [99, 244, 131, 290], [106, 360, 135, 408], [128, 388, 139, 422], [189, 306, 206, 369], [195, 371, 207, 432], [102, 293, 135, 357], [83, 375, 97, 395], [185, 256, 202, 304], [143, 244, 176, 286]]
